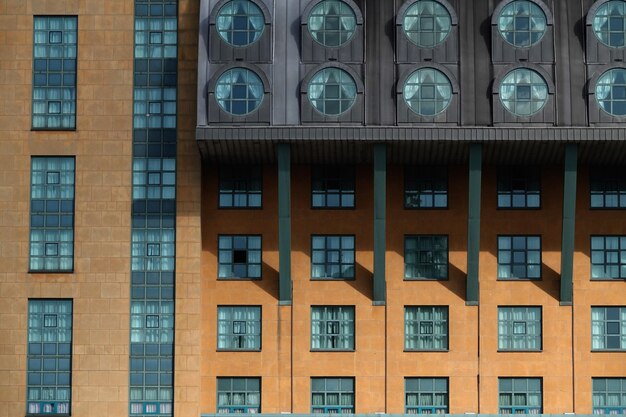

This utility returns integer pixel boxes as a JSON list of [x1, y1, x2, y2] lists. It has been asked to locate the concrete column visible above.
[[373, 144, 386, 305], [466, 144, 482, 305], [277, 143, 292, 304], [560, 144, 578, 305]]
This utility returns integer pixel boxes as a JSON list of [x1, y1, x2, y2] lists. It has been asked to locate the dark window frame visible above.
[[216, 377, 261, 414], [404, 306, 449, 351], [404, 166, 448, 209], [217, 235, 262, 280], [497, 306, 543, 352], [497, 235, 542, 280], [404, 377, 449, 414], [218, 165, 263, 209], [310, 377, 355, 414], [311, 165, 356, 209], [404, 235, 449, 280], [497, 166, 541, 209], [311, 305, 355, 351], [311, 235, 356, 280]]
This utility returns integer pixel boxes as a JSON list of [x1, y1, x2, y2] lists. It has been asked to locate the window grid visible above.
[[30, 157, 75, 272], [405, 378, 449, 414], [497, 167, 541, 208], [592, 307, 626, 351], [312, 166, 355, 208], [499, 68, 549, 116], [404, 235, 448, 280], [134, 87, 178, 130], [405, 166, 448, 209], [216, 0, 265, 47], [311, 236, 355, 279], [307, 68, 357, 116], [219, 165, 262, 208], [217, 377, 261, 413], [308, 0, 357, 47], [591, 236, 626, 279], [135, 15, 177, 59], [403, 68, 453, 116], [131, 228, 175, 273], [215, 68, 265, 116], [311, 306, 355, 351], [497, 0, 547, 47], [217, 306, 261, 351], [311, 377, 354, 414], [133, 158, 176, 200], [593, 378, 626, 414], [218, 235, 262, 279], [27, 300, 72, 416], [590, 169, 626, 208], [592, 0, 626, 48], [405, 306, 448, 351], [596, 68, 626, 117], [402, 0, 452, 48], [497, 236, 541, 280], [498, 307, 542, 351], [499, 377, 542, 414]]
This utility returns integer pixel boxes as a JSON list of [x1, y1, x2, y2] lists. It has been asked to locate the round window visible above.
[[403, 68, 452, 116], [307, 67, 357, 116], [596, 68, 626, 116], [308, 0, 357, 47], [215, 68, 265, 115], [402, 0, 452, 48], [497, 0, 547, 47], [216, 0, 265, 47], [499, 68, 549, 116], [592, 0, 626, 48]]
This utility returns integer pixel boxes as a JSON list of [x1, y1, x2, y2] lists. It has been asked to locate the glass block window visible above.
[[499, 68, 549, 116], [402, 1, 452, 48], [403, 68, 453, 116], [308, 0, 357, 47], [591, 236, 626, 279], [27, 300, 72, 416], [499, 378, 542, 414], [497, 236, 541, 279], [497, 167, 541, 208], [498, 307, 542, 351], [312, 165, 355, 208], [593, 378, 626, 414], [311, 306, 355, 350], [134, 13, 177, 59], [132, 158, 176, 200], [32, 16, 77, 130], [130, 301, 174, 344], [30, 157, 75, 272], [590, 168, 626, 208], [596, 68, 626, 117], [592, 307, 626, 350], [218, 235, 262, 279], [497, 0, 547, 47], [133, 87, 177, 129], [404, 235, 448, 280], [217, 377, 260, 413], [215, 68, 265, 116], [219, 165, 262, 208], [405, 306, 448, 351], [307, 67, 357, 116], [216, 0, 265, 47], [311, 377, 354, 414], [311, 236, 355, 279], [217, 306, 261, 350], [405, 378, 448, 414], [592, 0, 626, 48], [405, 166, 447, 209]]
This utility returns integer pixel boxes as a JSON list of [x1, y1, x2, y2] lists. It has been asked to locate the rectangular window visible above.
[[497, 236, 541, 279], [405, 167, 447, 209], [593, 378, 626, 414], [30, 157, 75, 272], [405, 378, 448, 414], [219, 165, 262, 208], [32, 16, 77, 130], [498, 307, 542, 351], [311, 236, 355, 279], [217, 306, 261, 351], [217, 377, 260, 413], [132, 158, 176, 200], [27, 300, 72, 416], [311, 377, 354, 414], [499, 378, 542, 414], [591, 236, 626, 279], [218, 235, 262, 279], [312, 166, 355, 208], [405, 235, 448, 280], [592, 307, 626, 351], [311, 306, 355, 351], [405, 306, 448, 351], [497, 167, 540, 208], [590, 168, 626, 208]]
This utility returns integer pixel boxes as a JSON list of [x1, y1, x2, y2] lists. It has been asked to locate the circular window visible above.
[[499, 68, 549, 116], [215, 68, 265, 115], [216, 0, 265, 47], [308, 0, 357, 47], [592, 0, 626, 48], [307, 67, 357, 116], [403, 68, 452, 116], [402, 0, 452, 47], [498, 0, 547, 47], [596, 68, 626, 116]]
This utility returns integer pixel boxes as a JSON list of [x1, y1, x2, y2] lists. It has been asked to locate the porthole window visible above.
[[403, 68, 452, 116], [308, 0, 357, 47], [402, 0, 452, 47], [215, 68, 264, 116], [499, 68, 548, 116], [307, 67, 357, 116], [596, 68, 626, 116], [592, 0, 626, 48], [497, 0, 547, 47], [216, 0, 265, 47]]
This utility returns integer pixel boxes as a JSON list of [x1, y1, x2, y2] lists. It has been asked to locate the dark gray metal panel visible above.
[[469, 0, 492, 126], [373, 143, 386, 304], [277, 143, 292, 303], [466, 143, 482, 305], [198, 0, 211, 127], [560, 144, 577, 305]]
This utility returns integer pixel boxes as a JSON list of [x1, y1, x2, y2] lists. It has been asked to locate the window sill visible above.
[[311, 277, 356, 281], [591, 349, 626, 352], [497, 277, 542, 281], [31, 128, 76, 132], [404, 349, 449, 352], [404, 277, 449, 281], [404, 206, 450, 210], [28, 269, 74, 274], [311, 349, 355, 352], [497, 349, 542, 353], [217, 349, 261, 352], [217, 277, 262, 281], [496, 206, 542, 210], [590, 278, 626, 281]]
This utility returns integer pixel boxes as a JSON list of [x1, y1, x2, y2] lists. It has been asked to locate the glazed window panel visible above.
[[497, 0, 547, 47], [132, 158, 176, 200], [593, 378, 626, 414], [311, 306, 355, 350], [405, 306, 448, 351], [590, 168, 626, 208], [216, 0, 265, 47], [498, 307, 542, 351], [311, 236, 355, 279], [308, 0, 357, 47], [592, 0, 626, 48], [402, 0, 452, 48], [498, 377, 542, 414], [130, 300, 174, 344], [307, 68, 357, 116], [219, 165, 262, 208], [591, 236, 626, 279], [405, 235, 448, 280], [497, 167, 541, 208], [497, 236, 541, 279], [596, 68, 626, 117], [217, 306, 261, 350], [499, 68, 549, 116], [403, 68, 453, 116], [311, 377, 354, 414], [215, 68, 265, 116], [405, 166, 447, 209], [312, 165, 355, 208], [592, 307, 626, 350], [405, 378, 449, 414], [218, 235, 262, 279], [135, 15, 178, 58], [217, 377, 261, 413]]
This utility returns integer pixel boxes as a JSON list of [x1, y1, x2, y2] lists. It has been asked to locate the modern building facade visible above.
[[2, 0, 626, 416]]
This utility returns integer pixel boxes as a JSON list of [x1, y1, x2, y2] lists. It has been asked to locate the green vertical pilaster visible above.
[[277, 144, 292, 304], [560, 144, 578, 305], [373, 144, 386, 305], [466, 144, 482, 306]]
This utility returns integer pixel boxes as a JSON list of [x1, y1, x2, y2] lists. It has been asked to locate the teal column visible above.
[[560, 144, 578, 305], [277, 144, 292, 304], [466, 144, 482, 306], [373, 144, 386, 305]]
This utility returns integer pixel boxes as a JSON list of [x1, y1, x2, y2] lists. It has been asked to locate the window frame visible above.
[[592, 306, 626, 351], [497, 166, 542, 209], [311, 165, 356, 209], [310, 235, 356, 280], [216, 377, 261, 414], [217, 235, 263, 280], [404, 235, 449, 280], [404, 306, 449, 352], [211, 0, 270, 48], [497, 306, 543, 352], [590, 235, 626, 280], [498, 377, 543, 414], [404, 166, 448, 210], [497, 235, 542, 280], [590, 167, 626, 209], [396, 0, 458, 49], [404, 377, 449, 414], [310, 377, 355, 414], [218, 165, 263, 209], [589, 0, 626, 49], [593, 378, 626, 414], [494, 0, 549, 48], [217, 306, 262, 351], [311, 306, 355, 351], [304, 0, 360, 48]]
